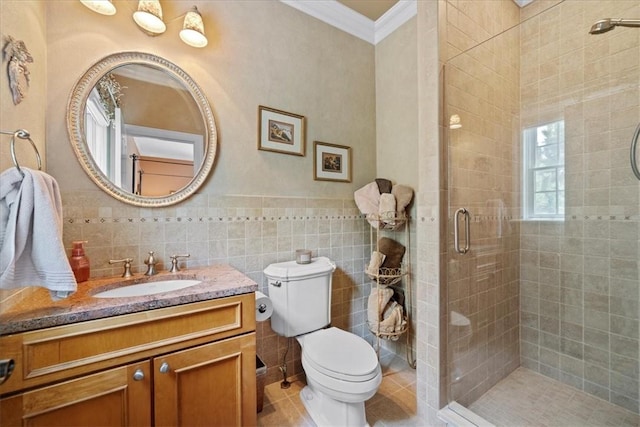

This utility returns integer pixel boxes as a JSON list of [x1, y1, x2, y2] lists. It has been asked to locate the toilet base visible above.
[[300, 385, 370, 427]]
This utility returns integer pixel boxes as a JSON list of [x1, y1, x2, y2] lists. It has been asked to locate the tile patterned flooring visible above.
[[258, 361, 640, 427], [257, 356, 419, 427], [470, 368, 640, 427]]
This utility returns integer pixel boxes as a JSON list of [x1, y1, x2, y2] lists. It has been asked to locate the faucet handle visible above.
[[144, 251, 158, 276], [109, 258, 134, 278], [144, 251, 156, 265], [169, 254, 190, 273]]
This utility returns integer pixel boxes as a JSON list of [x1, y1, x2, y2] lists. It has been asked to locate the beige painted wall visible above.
[[375, 17, 418, 190], [0, 1, 46, 172], [45, 0, 376, 198]]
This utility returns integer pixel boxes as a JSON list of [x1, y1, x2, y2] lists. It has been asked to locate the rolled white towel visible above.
[[367, 286, 393, 324], [378, 302, 401, 333], [379, 193, 396, 226], [366, 251, 386, 276]]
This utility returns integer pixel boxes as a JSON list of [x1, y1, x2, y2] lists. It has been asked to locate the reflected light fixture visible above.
[[133, 0, 167, 36], [449, 114, 462, 129], [80, 0, 116, 15], [180, 6, 208, 48]]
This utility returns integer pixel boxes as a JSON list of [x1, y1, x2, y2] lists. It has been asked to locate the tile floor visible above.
[[258, 362, 640, 427], [470, 367, 640, 427], [257, 356, 419, 427]]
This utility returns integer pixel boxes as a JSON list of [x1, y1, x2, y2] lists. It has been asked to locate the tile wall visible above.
[[61, 190, 417, 385], [518, 0, 640, 413]]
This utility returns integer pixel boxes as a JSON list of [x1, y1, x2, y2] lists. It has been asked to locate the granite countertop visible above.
[[0, 264, 258, 335]]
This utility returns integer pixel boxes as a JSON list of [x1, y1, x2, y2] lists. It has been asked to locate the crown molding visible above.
[[280, 0, 375, 44], [375, 1, 418, 44], [280, 0, 417, 45]]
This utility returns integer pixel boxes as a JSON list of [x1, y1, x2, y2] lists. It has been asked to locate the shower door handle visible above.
[[453, 208, 470, 254], [631, 122, 640, 180]]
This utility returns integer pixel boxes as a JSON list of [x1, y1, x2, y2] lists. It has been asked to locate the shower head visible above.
[[590, 18, 640, 34]]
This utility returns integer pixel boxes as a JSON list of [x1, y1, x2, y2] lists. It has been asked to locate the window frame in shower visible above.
[[522, 119, 565, 220]]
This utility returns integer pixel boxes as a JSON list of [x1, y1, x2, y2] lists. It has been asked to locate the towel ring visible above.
[[1, 129, 42, 177]]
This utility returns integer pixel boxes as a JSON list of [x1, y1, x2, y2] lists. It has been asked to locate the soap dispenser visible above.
[[69, 241, 90, 283]]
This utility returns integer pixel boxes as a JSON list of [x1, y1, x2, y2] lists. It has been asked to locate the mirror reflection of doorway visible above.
[[124, 125, 204, 197]]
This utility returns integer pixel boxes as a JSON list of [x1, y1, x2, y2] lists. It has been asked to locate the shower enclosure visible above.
[[444, 0, 640, 422]]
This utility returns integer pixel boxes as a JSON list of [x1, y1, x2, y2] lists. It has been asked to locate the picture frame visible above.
[[258, 105, 305, 156], [313, 141, 352, 182]]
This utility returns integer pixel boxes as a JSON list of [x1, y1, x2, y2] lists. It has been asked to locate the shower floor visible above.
[[468, 367, 639, 427]]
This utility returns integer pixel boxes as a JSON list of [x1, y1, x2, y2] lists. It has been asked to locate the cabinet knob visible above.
[[159, 362, 170, 374], [132, 369, 145, 381]]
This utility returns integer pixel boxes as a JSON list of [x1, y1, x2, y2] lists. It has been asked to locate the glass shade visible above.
[[180, 6, 208, 48], [80, 0, 116, 16], [133, 0, 166, 35]]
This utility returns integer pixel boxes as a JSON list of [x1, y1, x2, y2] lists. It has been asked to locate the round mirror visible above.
[[67, 52, 217, 207]]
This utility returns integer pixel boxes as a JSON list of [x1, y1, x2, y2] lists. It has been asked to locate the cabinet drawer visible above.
[[0, 293, 255, 395]]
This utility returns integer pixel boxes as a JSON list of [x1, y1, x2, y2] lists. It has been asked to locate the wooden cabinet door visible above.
[[154, 332, 256, 427], [0, 362, 151, 427]]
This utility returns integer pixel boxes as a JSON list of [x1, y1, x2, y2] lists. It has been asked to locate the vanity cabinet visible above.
[[0, 293, 257, 427], [1, 361, 152, 426]]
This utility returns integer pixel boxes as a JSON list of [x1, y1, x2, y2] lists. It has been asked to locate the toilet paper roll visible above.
[[255, 291, 273, 322]]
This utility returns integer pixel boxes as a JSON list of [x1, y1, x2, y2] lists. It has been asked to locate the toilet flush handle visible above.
[[270, 280, 281, 287]]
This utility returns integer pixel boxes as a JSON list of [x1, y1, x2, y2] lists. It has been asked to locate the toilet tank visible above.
[[264, 257, 336, 337]]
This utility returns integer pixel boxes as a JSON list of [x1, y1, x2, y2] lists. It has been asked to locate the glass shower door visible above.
[[444, 0, 640, 420], [444, 18, 522, 405]]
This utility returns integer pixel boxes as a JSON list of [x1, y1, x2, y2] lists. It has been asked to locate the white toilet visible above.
[[264, 256, 382, 427]]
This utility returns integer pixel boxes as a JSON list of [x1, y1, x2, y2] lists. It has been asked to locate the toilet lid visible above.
[[302, 328, 379, 381]]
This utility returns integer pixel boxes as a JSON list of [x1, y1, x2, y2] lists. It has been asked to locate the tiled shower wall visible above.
[[61, 190, 416, 385], [518, 0, 640, 413]]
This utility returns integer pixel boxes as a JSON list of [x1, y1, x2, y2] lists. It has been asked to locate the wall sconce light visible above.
[[133, 0, 166, 36], [449, 114, 462, 129], [180, 6, 208, 48], [80, 0, 116, 16]]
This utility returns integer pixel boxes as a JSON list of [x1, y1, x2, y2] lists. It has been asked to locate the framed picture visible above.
[[313, 141, 352, 182], [258, 106, 305, 156]]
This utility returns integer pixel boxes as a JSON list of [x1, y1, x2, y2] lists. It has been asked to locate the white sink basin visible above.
[[93, 279, 202, 298]]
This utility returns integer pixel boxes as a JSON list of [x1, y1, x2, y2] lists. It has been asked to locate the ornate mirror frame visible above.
[[67, 51, 217, 207]]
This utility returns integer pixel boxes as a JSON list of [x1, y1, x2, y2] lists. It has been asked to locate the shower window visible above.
[[523, 120, 565, 219]]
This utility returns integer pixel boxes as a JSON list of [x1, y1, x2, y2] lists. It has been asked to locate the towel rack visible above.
[[0, 129, 42, 176]]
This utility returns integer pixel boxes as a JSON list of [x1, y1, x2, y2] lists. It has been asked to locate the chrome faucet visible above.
[[144, 251, 158, 276]]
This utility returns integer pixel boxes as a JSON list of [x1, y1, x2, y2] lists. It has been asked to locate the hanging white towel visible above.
[[0, 168, 76, 300]]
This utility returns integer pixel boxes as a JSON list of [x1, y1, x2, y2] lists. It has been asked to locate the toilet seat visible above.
[[299, 327, 380, 382]]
